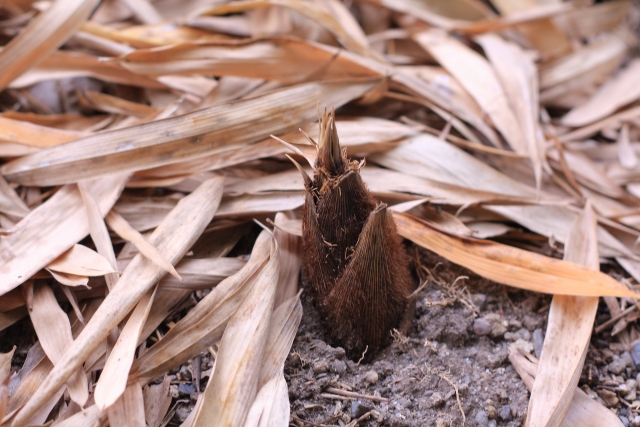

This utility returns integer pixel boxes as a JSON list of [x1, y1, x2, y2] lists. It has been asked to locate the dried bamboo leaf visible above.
[[202, 0, 381, 60], [10, 177, 224, 427], [46, 244, 114, 276], [475, 33, 544, 187], [258, 292, 302, 388], [1, 79, 379, 186], [0, 176, 28, 219], [29, 282, 88, 407], [526, 202, 600, 427], [562, 59, 640, 127], [394, 212, 638, 298], [539, 35, 627, 90], [155, 257, 246, 290], [106, 210, 181, 280], [0, 173, 127, 296], [193, 239, 278, 427], [489, 0, 570, 58], [10, 50, 167, 90], [242, 374, 289, 427], [78, 181, 120, 289], [0, 117, 85, 148], [130, 230, 272, 384], [509, 346, 623, 427], [94, 286, 157, 410], [107, 383, 146, 427], [415, 29, 528, 154], [115, 36, 378, 83], [47, 270, 89, 288], [273, 212, 301, 307], [81, 90, 159, 118], [143, 376, 172, 427], [369, 135, 542, 200], [0, 0, 101, 90], [51, 404, 101, 427], [0, 347, 14, 381]]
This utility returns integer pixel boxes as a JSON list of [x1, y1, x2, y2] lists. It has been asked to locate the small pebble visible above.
[[313, 361, 329, 374], [632, 343, 640, 369], [471, 293, 486, 310], [488, 420, 497, 427], [608, 355, 628, 375], [498, 405, 511, 421], [514, 338, 534, 354], [533, 329, 544, 358], [620, 415, 630, 427], [597, 389, 619, 407], [351, 401, 372, 418], [631, 415, 640, 427], [486, 405, 496, 418], [627, 379, 638, 390], [431, 392, 444, 408], [178, 383, 196, 396], [330, 360, 347, 375], [175, 406, 191, 422], [474, 410, 489, 426], [473, 318, 492, 336], [364, 370, 378, 385]]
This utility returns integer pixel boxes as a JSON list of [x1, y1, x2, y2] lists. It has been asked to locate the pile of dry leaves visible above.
[[1, 0, 640, 426]]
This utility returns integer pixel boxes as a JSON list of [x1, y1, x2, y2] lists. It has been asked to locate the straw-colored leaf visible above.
[[106, 210, 181, 280], [193, 238, 278, 427], [475, 33, 544, 187], [107, 383, 146, 427], [0, 117, 85, 148], [526, 201, 600, 427], [562, 59, 640, 127], [414, 29, 528, 154], [10, 176, 224, 427], [143, 376, 172, 427], [394, 211, 638, 298], [94, 286, 157, 410], [130, 230, 272, 384], [0, 173, 128, 296], [29, 282, 88, 407], [46, 244, 115, 277], [509, 346, 623, 427], [1, 79, 378, 186], [0, 0, 101, 90], [47, 270, 89, 288], [51, 404, 101, 427]]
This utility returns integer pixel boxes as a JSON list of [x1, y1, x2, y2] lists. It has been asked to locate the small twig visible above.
[[356, 346, 368, 366], [595, 305, 637, 334], [291, 414, 335, 427], [439, 374, 465, 425], [324, 387, 389, 403]]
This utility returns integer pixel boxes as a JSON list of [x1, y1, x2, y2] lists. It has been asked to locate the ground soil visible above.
[[285, 250, 552, 427]]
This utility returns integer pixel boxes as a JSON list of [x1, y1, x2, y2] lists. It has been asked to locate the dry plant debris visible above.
[[0, 0, 639, 426]]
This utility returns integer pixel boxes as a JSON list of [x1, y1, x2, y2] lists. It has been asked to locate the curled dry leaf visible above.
[[46, 244, 115, 277], [394, 211, 638, 299]]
